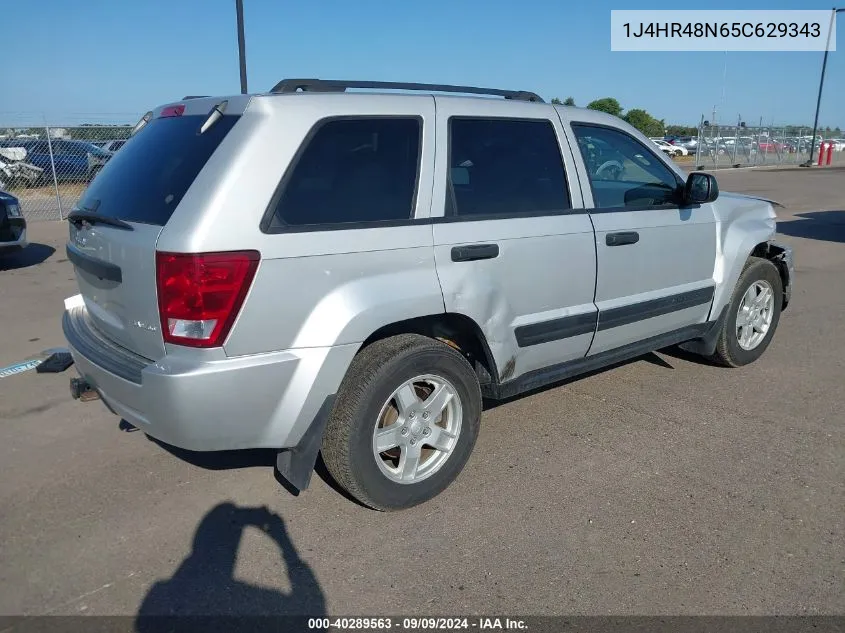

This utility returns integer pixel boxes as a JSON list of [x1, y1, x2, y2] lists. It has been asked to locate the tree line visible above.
[[551, 96, 668, 137], [550, 97, 842, 139]]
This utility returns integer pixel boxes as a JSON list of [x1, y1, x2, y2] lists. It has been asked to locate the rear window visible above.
[[76, 114, 239, 226]]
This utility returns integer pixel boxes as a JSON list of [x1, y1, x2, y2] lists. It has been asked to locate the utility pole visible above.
[[236, 0, 248, 94], [805, 8, 841, 166]]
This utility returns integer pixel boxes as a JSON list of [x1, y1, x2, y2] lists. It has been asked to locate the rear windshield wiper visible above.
[[67, 209, 134, 231]]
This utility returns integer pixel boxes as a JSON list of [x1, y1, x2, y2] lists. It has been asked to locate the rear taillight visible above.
[[156, 251, 260, 348]]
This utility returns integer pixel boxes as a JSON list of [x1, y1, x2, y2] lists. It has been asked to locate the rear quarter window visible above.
[[264, 117, 422, 231], [75, 114, 240, 226]]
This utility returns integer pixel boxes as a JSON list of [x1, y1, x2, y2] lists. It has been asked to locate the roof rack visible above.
[[268, 79, 544, 103]]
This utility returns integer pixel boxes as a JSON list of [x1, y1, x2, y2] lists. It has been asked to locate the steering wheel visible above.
[[595, 160, 623, 181]]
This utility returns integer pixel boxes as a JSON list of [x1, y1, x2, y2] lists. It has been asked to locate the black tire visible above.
[[321, 334, 482, 511], [710, 256, 783, 367]]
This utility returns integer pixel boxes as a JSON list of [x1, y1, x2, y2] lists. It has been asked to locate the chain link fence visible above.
[[0, 125, 132, 221], [690, 121, 844, 170]]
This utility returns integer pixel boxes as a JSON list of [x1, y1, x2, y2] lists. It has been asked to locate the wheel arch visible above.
[[359, 313, 500, 397], [683, 240, 787, 358], [750, 241, 792, 311], [712, 208, 778, 318]]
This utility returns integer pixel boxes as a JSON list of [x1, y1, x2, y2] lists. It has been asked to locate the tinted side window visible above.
[[52, 141, 81, 156], [28, 142, 49, 154], [570, 124, 681, 210], [60, 142, 86, 156], [447, 118, 570, 218], [267, 117, 421, 229]]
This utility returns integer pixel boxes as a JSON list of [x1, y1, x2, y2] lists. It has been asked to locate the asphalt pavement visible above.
[[0, 167, 843, 618]]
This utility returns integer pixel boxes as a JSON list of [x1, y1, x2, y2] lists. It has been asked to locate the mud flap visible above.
[[678, 305, 729, 356], [275, 395, 335, 492]]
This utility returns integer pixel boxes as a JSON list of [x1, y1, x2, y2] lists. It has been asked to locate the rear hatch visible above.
[[66, 105, 242, 361]]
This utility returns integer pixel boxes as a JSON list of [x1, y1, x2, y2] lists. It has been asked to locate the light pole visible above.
[[805, 8, 842, 166], [235, 0, 248, 94]]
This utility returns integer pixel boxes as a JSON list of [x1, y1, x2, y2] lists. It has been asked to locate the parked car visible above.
[[781, 138, 812, 153], [0, 146, 43, 189], [14, 139, 112, 183], [756, 141, 785, 154], [718, 138, 754, 157], [0, 190, 27, 255], [703, 138, 738, 155], [671, 136, 700, 153], [101, 139, 129, 153], [61, 80, 794, 511], [816, 138, 845, 153], [650, 138, 688, 156]]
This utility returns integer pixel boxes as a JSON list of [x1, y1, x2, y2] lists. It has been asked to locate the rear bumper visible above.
[[62, 305, 356, 451]]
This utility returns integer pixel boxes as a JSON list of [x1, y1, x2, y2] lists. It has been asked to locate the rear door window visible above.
[[75, 114, 240, 226], [446, 118, 571, 218], [265, 117, 421, 230]]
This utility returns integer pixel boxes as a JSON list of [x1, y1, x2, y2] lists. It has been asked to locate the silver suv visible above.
[[62, 79, 794, 511]]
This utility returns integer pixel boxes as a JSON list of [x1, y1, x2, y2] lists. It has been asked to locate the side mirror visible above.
[[684, 172, 719, 204]]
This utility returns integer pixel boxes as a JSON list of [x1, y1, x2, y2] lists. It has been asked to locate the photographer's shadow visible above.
[[136, 502, 325, 628]]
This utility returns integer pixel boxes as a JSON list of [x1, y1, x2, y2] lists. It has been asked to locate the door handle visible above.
[[451, 243, 499, 262], [605, 231, 640, 247]]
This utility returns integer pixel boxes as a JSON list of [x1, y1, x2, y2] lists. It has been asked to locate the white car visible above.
[[650, 138, 688, 156]]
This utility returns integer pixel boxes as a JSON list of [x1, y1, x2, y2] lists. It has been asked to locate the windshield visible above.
[[76, 114, 240, 226]]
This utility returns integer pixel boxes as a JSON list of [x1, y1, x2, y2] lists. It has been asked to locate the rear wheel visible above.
[[710, 256, 783, 367], [321, 334, 482, 511]]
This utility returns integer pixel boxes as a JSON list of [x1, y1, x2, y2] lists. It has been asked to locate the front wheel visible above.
[[710, 256, 783, 367], [321, 334, 482, 511]]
